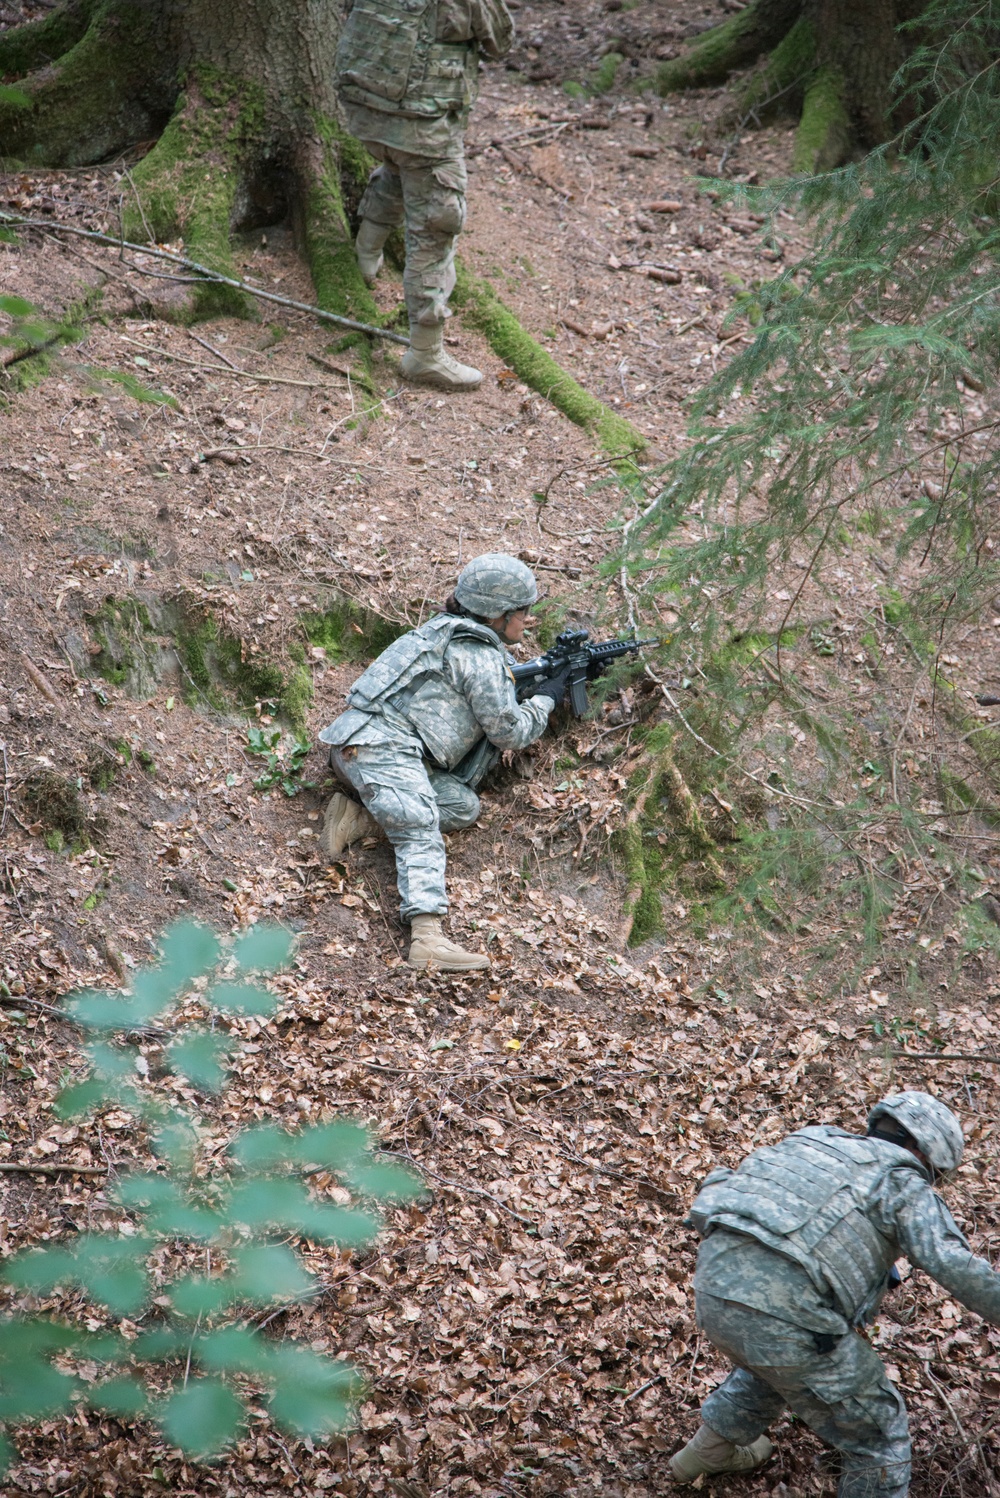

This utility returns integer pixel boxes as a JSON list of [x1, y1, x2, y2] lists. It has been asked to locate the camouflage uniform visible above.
[[687, 1125, 1000, 1496], [336, 0, 514, 328], [319, 612, 551, 920]]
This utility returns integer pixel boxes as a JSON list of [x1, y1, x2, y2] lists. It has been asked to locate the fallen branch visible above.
[[0, 1160, 109, 1177], [117, 333, 336, 390], [0, 213, 410, 345]]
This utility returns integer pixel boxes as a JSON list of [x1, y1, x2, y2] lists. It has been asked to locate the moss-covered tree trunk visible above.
[[657, 0, 929, 172], [0, 0, 376, 323]]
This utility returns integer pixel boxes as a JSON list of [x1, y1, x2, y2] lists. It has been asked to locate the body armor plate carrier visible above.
[[689, 1126, 928, 1325], [336, 0, 479, 118]]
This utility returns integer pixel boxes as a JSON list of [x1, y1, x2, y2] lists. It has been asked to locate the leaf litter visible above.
[[3, 0, 1000, 1493]]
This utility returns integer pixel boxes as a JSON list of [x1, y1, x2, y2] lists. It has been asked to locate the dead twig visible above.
[[0, 1160, 109, 1177], [0, 212, 410, 344]]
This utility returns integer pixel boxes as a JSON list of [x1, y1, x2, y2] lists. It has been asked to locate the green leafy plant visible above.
[[246, 727, 314, 796], [0, 920, 424, 1474]]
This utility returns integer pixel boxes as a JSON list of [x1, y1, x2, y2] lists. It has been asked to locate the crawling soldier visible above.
[[671, 1091, 1000, 1495], [318, 554, 568, 972]]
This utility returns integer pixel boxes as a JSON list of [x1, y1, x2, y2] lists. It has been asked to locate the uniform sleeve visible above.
[[446, 639, 552, 750], [469, 0, 514, 59], [879, 1168, 1000, 1324]]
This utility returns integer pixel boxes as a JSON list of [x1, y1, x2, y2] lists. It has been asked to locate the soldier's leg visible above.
[[694, 1295, 909, 1497], [670, 1293, 779, 1482], [426, 770, 480, 832], [354, 145, 404, 285], [778, 1333, 910, 1498], [395, 149, 482, 392], [342, 746, 488, 971]]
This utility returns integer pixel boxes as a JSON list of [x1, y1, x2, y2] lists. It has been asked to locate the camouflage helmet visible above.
[[868, 1090, 964, 1177], [454, 553, 538, 619]]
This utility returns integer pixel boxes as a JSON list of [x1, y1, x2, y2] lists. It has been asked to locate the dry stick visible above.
[[491, 1357, 572, 1414], [623, 1373, 664, 1404], [116, 333, 332, 390], [0, 212, 410, 345], [891, 1048, 1000, 1064], [188, 330, 242, 371], [0, 1161, 109, 1177]]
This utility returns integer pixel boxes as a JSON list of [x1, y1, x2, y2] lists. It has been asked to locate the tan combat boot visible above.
[[406, 914, 489, 972], [669, 1424, 773, 1484], [400, 324, 482, 392], [355, 220, 389, 285], [320, 792, 380, 860]]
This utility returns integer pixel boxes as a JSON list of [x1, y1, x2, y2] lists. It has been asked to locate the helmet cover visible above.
[[868, 1090, 964, 1177], [454, 553, 538, 619]]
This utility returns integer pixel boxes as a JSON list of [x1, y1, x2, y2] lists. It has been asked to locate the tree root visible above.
[[0, 0, 168, 167], [656, 0, 801, 94], [0, 0, 95, 92], [452, 260, 647, 458], [124, 75, 263, 321], [298, 118, 384, 397], [618, 734, 725, 946], [730, 16, 815, 125], [793, 64, 850, 173]]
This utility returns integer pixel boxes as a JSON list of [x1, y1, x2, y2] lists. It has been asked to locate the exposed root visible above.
[[125, 76, 260, 321], [730, 16, 815, 126], [655, 0, 800, 94], [0, 0, 169, 167], [0, 0, 95, 91], [618, 734, 725, 946], [452, 260, 647, 457], [794, 64, 850, 172], [298, 119, 383, 394]]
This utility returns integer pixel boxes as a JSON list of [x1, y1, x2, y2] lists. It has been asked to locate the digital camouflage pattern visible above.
[[699, 1275, 909, 1498], [689, 1122, 1000, 1496], [453, 552, 538, 618], [321, 614, 551, 918], [337, 0, 514, 326], [355, 145, 468, 326], [330, 744, 478, 919]]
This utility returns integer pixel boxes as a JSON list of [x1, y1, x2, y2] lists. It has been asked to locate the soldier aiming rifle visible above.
[[318, 553, 654, 972]]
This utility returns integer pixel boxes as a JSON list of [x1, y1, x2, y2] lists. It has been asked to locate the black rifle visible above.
[[512, 629, 658, 717]]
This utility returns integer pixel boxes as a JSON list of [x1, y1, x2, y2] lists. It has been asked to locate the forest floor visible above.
[[3, 1, 1000, 1496]]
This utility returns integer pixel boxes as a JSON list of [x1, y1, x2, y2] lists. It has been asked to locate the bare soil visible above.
[[3, 3, 1000, 1495]]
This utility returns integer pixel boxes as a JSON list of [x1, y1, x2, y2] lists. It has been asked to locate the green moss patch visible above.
[[302, 598, 406, 664], [453, 261, 646, 458], [21, 768, 103, 850], [176, 605, 312, 728], [125, 71, 265, 321], [794, 64, 849, 173]]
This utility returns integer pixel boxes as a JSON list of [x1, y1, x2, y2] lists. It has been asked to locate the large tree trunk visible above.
[[656, 0, 929, 172], [0, 0, 375, 325]]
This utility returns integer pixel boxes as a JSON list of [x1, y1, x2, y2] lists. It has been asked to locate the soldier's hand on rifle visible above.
[[532, 665, 572, 706]]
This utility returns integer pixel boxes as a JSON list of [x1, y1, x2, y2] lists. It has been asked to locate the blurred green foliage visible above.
[[0, 919, 425, 1471]]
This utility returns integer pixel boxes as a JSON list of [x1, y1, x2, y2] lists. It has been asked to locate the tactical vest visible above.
[[331, 613, 507, 771], [336, 0, 480, 119], [689, 1126, 929, 1325]]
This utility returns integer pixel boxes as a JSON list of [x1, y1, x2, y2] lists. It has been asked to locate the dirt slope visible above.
[[3, 2, 1000, 1495]]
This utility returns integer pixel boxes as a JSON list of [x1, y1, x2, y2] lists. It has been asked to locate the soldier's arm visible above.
[[448, 639, 553, 749], [468, 0, 515, 59], [884, 1169, 1000, 1323]]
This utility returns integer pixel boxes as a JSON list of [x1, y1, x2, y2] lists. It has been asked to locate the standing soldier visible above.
[[670, 1091, 1000, 1495], [318, 554, 569, 971], [335, 0, 515, 392]]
